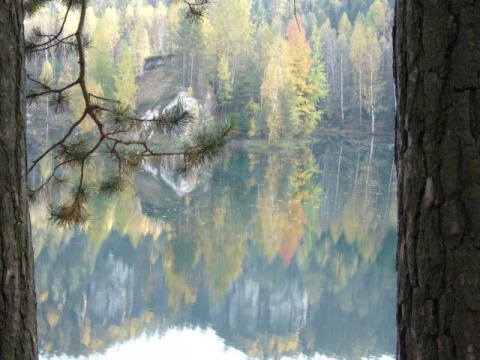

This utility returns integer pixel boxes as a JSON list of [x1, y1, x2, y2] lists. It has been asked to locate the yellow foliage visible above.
[[46, 308, 59, 328], [39, 291, 49, 303], [42, 342, 54, 353], [81, 319, 91, 346]]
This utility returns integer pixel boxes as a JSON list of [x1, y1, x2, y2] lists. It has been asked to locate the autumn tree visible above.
[[88, 7, 119, 97], [337, 13, 351, 126], [261, 35, 292, 141], [286, 17, 314, 135], [349, 16, 367, 128], [129, 20, 151, 75], [208, 0, 254, 110], [365, 27, 381, 133], [114, 42, 137, 108]]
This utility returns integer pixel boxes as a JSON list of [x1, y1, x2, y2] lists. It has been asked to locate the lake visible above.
[[32, 135, 396, 360]]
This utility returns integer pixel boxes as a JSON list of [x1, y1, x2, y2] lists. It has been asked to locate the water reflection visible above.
[[33, 136, 396, 359]]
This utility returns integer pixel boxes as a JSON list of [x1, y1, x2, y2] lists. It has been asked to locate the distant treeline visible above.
[[25, 0, 395, 138]]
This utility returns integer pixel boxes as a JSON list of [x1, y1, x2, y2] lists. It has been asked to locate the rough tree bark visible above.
[[0, 0, 38, 358], [394, 0, 480, 358]]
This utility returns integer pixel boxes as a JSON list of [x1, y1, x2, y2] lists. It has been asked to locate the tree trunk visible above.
[[340, 49, 345, 127], [189, 54, 194, 88], [370, 52, 374, 134], [182, 50, 186, 88], [364, 136, 374, 215], [334, 140, 343, 214], [0, 1, 38, 359], [359, 68, 362, 127], [394, 0, 480, 358]]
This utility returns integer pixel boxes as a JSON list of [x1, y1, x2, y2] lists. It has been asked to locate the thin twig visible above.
[[294, 0, 301, 31]]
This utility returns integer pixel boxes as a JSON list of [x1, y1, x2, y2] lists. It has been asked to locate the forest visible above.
[[25, 0, 395, 139]]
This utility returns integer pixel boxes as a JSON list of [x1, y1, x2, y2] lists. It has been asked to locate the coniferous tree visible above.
[[306, 26, 329, 133], [216, 55, 233, 113]]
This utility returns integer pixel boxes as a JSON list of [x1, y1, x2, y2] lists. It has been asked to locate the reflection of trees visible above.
[[254, 148, 320, 266], [34, 138, 396, 359], [293, 137, 397, 359], [197, 191, 248, 293]]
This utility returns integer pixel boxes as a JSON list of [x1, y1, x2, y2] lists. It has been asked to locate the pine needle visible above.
[[50, 200, 89, 227], [95, 174, 126, 197]]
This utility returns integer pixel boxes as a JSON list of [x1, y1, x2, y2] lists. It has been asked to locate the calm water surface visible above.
[[33, 136, 396, 359]]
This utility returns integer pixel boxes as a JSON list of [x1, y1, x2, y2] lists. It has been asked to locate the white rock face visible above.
[[140, 91, 205, 197], [141, 91, 200, 138], [163, 91, 199, 120]]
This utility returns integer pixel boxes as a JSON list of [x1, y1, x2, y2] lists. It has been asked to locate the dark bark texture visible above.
[[394, 0, 480, 358], [0, 0, 38, 358]]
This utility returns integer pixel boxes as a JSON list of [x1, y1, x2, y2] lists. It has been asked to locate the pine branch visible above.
[[25, 0, 73, 50], [54, 137, 92, 167], [182, 118, 237, 167], [95, 174, 127, 197], [27, 74, 79, 100], [157, 103, 195, 137], [27, 0, 236, 227], [50, 199, 89, 226], [28, 111, 87, 173], [24, 0, 53, 16], [172, 0, 209, 20]]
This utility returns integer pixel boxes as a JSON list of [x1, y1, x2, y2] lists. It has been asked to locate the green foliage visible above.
[[40, 59, 54, 86], [261, 35, 293, 141], [216, 55, 232, 108], [114, 42, 138, 108], [129, 21, 151, 75], [179, 118, 237, 172], [95, 174, 127, 197], [308, 27, 329, 127]]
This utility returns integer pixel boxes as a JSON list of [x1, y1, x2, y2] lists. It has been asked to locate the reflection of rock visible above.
[[89, 252, 134, 323], [160, 162, 200, 197], [227, 278, 308, 336], [228, 279, 261, 336], [142, 156, 210, 197], [268, 282, 308, 334]]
